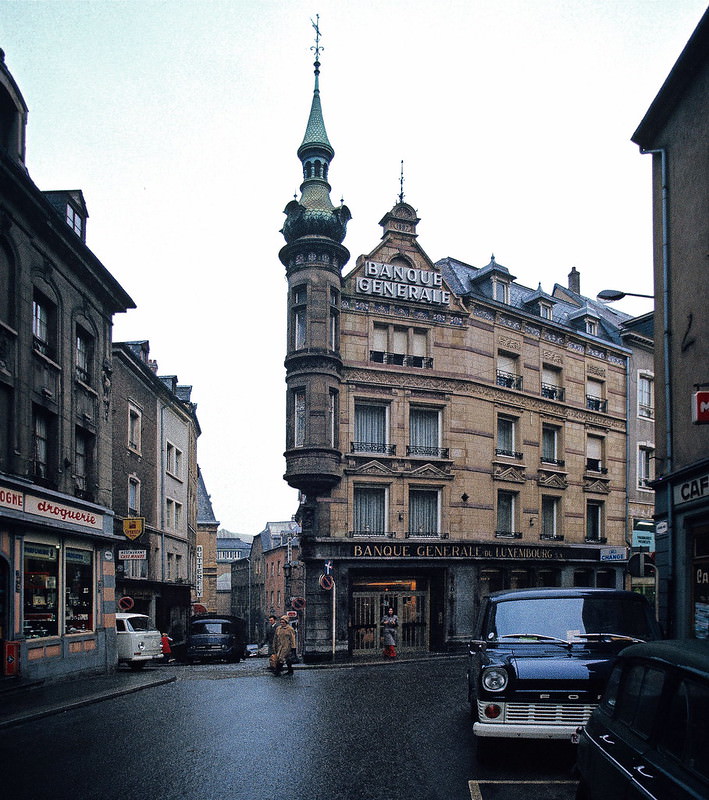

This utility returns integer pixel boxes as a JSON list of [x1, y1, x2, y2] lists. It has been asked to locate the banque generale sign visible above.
[[356, 260, 451, 306], [349, 542, 598, 561]]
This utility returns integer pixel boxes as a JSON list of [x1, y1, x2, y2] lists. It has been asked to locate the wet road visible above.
[[0, 658, 578, 800]]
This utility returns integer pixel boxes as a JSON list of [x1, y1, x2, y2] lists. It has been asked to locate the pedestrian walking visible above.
[[381, 607, 398, 658], [161, 633, 173, 663], [262, 614, 278, 672], [273, 615, 297, 676]]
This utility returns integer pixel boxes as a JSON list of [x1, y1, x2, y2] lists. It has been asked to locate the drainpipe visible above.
[[641, 146, 673, 629]]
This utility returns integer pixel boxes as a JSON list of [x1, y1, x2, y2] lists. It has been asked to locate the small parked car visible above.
[[575, 639, 709, 800], [115, 612, 163, 670], [467, 588, 662, 752], [185, 614, 247, 663]]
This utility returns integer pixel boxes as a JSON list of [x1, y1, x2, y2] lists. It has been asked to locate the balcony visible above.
[[495, 448, 523, 459], [347, 530, 396, 538], [541, 457, 566, 468], [638, 404, 654, 419], [495, 530, 523, 539], [541, 383, 565, 401], [585, 458, 608, 474], [540, 533, 564, 541], [405, 530, 449, 539], [406, 445, 450, 458], [496, 370, 523, 390], [586, 396, 607, 412], [351, 442, 396, 455], [585, 536, 608, 544], [370, 350, 433, 369]]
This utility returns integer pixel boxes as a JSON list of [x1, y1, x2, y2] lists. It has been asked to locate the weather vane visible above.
[[399, 160, 405, 203], [311, 14, 323, 62]]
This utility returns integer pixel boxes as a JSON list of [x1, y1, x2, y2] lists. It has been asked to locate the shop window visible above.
[[65, 548, 93, 633], [75, 325, 94, 385], [596, 570, 616, 588], [23, 542, 59, 638], [536, 569, 561, 588], [573, 569, 594, 587], [480, 568, 504, 597], [510, 568, 532, 589]]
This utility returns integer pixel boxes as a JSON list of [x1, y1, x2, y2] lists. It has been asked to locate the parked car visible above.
[[185, 614, 247, 663], [115, 612, 163, 670], [467, 588, 662, 753], [575, 639, 709, 800]]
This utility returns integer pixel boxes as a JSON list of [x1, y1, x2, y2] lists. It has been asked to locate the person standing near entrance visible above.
[[273, 615, 297, 675], [262, 614, 278, 672], [381, 607, 398, 658]]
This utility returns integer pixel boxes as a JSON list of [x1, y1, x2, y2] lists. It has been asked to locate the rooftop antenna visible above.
[[399, 160, 405, 203]]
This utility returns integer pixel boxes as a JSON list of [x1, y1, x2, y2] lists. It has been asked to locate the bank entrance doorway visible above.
[[351, 577, 429, 656]]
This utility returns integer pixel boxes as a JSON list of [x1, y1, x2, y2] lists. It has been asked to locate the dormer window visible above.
[[585, 319, 598, 336], [66, 204, 83, 237], [539, 303, 552, 320], [493, 278, 509, 304]]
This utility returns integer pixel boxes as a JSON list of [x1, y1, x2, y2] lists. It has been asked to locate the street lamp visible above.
[[597, 289, 654, 302]]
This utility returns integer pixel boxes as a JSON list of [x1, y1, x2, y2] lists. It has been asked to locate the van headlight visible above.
[[482, 667, 508, 691]]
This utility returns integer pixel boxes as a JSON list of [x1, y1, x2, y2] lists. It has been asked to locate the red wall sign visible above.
[[693, 391, 709, 424]]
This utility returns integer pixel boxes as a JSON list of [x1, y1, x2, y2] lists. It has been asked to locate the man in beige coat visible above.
[[273, 615, 297, 676]]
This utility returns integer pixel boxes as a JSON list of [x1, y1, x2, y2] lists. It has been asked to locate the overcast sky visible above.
[[2, 1, 705, 534]]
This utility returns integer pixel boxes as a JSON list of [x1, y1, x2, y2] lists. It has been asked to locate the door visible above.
[[351, 589, 429, 655]]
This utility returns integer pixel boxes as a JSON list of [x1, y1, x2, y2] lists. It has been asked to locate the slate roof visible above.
[[197, 469, 219, 526]]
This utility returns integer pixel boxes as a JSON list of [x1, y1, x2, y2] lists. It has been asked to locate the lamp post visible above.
[[597, 289, 654, 301]]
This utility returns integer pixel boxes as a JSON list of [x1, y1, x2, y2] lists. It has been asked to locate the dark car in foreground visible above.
[[467, 588, 662, 752], [184, 614, 247, 663], [575, 640, 709, 800]]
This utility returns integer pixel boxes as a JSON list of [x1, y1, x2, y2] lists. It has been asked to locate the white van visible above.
[[115, 613, 163, 670]]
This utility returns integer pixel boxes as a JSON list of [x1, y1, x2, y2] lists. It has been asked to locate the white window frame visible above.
[[128, 475, 140, 515], [638, 373, 655, 419], [638, 444, 654, 490], [128, 404, 142, 453]]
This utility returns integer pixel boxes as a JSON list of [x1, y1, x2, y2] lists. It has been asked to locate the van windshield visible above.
[[487, 595, 658, 642], [127, 617, 154, 632], [192, 622, 231, 635]]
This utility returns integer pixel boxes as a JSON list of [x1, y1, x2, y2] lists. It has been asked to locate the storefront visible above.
[[0, 478, 120, 681], [298, 538, 626, 661]]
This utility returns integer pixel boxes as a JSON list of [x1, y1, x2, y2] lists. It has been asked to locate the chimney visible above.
[[568, 267, 580, 294]]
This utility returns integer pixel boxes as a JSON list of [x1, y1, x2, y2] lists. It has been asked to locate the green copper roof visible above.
[[298, 63, 333, 157]]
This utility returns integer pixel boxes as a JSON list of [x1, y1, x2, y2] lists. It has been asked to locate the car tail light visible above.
[[484, 704, 502, 719]]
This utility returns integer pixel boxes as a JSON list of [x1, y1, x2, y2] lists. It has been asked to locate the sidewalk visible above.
[[0, 668, 177, 730]]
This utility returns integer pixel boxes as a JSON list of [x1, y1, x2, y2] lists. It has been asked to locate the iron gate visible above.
[[351, 590, 429, 655]]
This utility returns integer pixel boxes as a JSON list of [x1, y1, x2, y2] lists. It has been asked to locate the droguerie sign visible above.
[[356, 260, 451, 306]]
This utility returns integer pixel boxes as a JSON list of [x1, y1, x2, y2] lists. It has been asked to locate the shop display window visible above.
[[23, 543, 59, 638], [65, 548, 94, 633]]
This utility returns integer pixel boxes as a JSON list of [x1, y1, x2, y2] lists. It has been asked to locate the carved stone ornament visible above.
[[537, 472, 569, 489], [498, 335, 521, 351], [493, 465, 526, 483], [406, 463, 452, 480], [348, 460, 395, 476], [583, 477, 611, 494]]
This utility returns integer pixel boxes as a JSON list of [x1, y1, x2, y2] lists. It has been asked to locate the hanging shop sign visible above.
[[123, 518, 144, 540], [674, 472, 709, 506], [356, 260, 451, 307], [692, 391, 709, 424]]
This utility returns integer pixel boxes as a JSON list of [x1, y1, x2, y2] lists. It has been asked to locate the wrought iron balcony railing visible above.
[[405, 530, 449, 539], [406, 445, 450, 458], [585, 458, 608, 474], [347, 530, 396, 538], [586, 396, 607, 412], [540, 533, 564, 541], [351, 442, 397, 455], [495, 448, 523, 459], [541, 457, 566, 468], [541, 383, 565, 401], [495, 530, 523, 539], [496, 370, 523, 390], [370, 351, 433, 369]]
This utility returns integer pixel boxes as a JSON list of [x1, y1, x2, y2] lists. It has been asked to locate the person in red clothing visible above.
[[161, 633, 173, 663]]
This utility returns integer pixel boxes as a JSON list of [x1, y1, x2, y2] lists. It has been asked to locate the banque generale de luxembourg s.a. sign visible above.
[[356, 260, 451, 306]]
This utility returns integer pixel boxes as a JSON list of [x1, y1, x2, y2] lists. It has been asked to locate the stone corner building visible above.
[[280, 50, 651, 662]]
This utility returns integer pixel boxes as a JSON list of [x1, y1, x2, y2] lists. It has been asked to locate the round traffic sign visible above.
[[292, 596, 306, 611], [118, 596, 134, 611], [319, 574, 334, 591]]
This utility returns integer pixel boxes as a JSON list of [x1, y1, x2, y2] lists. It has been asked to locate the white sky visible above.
[[2, 1, 705, 534]]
